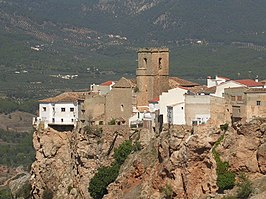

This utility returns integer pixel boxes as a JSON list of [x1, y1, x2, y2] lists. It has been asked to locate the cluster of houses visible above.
[[33, 48, 266, 131]]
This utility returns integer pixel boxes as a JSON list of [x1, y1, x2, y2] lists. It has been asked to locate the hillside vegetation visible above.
[[1, 0, 266, 98]]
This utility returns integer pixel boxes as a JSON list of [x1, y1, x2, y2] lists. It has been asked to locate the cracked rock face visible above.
[[30, 119, 266, 199], [104, 120, 266, 199], [257, 143, 266, 174], [30, 126, 131, 199]]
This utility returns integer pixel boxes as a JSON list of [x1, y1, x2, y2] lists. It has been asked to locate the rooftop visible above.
[[100, 81, 115, 86], [39, 92, 91, 103], [188, 85, 216, 94], [169, 77, 200, 89], [113, 77, 136, 88], [234, 79, 264, 87], [245, 88, 266, 93], [148, 98, 159, 103]]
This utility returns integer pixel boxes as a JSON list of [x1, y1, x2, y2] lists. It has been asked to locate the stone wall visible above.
[[105, 87, 133, 124]]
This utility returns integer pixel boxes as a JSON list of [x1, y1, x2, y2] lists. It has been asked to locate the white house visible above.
[[159, 86, 188, 125], [213, 79, 264, 98], [185, 94, 211, 125], [207, 75, 230, 88], [129, 98, 160, 128], [90, 81, 115, 95], [33, 92, 88, 129]]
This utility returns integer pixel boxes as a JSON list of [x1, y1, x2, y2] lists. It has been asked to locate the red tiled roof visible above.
[[149, 98, 159, 103], [100, 81, 114, 86], [234, 79, 264, 87]]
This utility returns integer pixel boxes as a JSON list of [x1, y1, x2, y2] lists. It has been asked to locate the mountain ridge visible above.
[[1, 0, 266, 98]]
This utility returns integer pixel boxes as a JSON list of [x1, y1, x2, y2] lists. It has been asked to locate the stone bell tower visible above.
[[136, 48, 169, 107]]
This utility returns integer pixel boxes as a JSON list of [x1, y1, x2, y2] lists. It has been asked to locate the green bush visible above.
[[236, 174, 253, 199], [220, 123, 229, 132], [89, 140, 133, 199], [88, 164, 120, 199], [212, 135, 235, 192], [114, 140, 132, 165]]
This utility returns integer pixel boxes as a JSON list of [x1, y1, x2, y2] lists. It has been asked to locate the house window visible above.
[[257, 101, 261, 106], [181, 107, 184, 110], [61, 118, 64, 122], [231, 96, 236, 101], [70, 107, 74, 112], [61, 108, 65, 112], [237, 96, 242, 101], [42, 107, 47, 111], [71, 119, 74, 122], [52, 118, 55, 123]]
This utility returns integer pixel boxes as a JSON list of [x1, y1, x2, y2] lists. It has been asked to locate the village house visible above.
[[90, 81, 115, 95], [105, 77, 137, 125], [207, 75, 230, 88], [159, 86, 188, 125], [33, 92, 88, 130], [78, 93, 105, 126], [212, 79, 264, 98], [33, 48, 266, 131], [224, 87, 266, 123]]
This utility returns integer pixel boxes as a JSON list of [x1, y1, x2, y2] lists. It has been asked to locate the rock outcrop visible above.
[[31, 126, 131, 199], [30, 119, 266, 199]]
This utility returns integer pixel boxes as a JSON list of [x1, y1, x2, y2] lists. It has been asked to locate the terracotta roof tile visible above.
[[169, 77, 200, 89], [149, 98, 159, 103], [100, 81, 115, 86], [234, 79, 264, 87], [39, 92, 91, 103]]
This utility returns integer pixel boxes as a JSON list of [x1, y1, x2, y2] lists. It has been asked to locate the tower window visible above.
[[70, 107, 74, 112], [143, 58, 147, 68], [159, 58, 162, 69], [257, 101, 261, 106]]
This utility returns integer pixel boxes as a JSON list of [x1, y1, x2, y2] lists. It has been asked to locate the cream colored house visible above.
[[224, 87, 266, 123]]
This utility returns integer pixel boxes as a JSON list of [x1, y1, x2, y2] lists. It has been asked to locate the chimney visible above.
[[255, 75, 259, 82]]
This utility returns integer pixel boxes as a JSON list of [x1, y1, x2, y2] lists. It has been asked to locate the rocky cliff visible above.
[[30, 119, 266, 199]]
